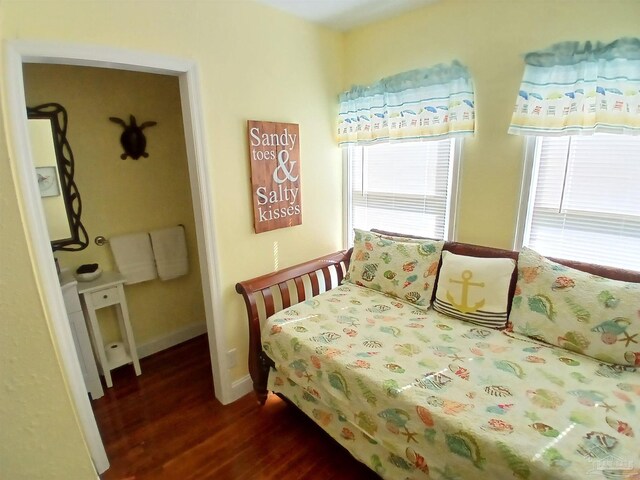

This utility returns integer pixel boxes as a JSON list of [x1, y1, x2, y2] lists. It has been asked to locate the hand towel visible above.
[[109, 232, 158, 284], [149, 226, 189, 281]]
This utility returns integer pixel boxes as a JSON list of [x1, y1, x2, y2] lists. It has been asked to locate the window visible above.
[[517, 134, 640, 271], [344, 139, 459, 246]]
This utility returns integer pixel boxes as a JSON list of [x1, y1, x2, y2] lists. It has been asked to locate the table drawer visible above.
[[89, 286, 120, 309]]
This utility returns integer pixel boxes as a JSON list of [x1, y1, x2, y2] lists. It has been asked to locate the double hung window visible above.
[[344, 139, 459, 246], [517, 134, 640, 271]]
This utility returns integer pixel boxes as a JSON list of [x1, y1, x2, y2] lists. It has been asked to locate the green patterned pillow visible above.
[[433, 251, 516, 328], [345, 229, 443, 307], [510, 247, 640, 366]]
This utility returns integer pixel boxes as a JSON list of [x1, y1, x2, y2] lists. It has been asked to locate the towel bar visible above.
[[94, 224, 185, 247]]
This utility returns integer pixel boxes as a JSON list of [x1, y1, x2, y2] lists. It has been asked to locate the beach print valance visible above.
[[337, 61, 475, 145], [509, 37, 640, 136]]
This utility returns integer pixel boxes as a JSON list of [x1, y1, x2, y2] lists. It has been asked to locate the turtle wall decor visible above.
[[109, 115, 157, 160]]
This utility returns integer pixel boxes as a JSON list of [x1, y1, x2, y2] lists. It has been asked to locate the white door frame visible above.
[[3, 40, 230, 474]]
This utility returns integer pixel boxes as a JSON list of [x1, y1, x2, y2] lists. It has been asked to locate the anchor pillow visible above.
[[344, 229, 444, 308], [509, 247, 640, 367], [433, 251, 516, 328]]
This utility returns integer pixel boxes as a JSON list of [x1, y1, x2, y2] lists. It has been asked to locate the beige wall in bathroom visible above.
[[23, 64, 206, 346]]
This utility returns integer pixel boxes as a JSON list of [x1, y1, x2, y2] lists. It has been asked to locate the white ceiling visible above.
[[255, 0, 439, 32]]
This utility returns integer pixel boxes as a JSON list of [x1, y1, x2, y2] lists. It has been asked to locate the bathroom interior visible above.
[[23, 63, 209, 400]]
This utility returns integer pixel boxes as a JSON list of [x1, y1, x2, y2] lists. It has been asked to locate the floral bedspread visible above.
[[262, 284, 640, 480]]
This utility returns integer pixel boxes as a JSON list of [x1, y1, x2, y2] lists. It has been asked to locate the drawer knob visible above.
[[103, 294, 108, 299]]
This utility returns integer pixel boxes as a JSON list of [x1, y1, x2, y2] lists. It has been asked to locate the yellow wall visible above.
[[344, 0, 640, 249], [0, 1, 343, 477], [3, 0, 639, 478], [0, 104, 96, 478], [23, 64, 205, 345]]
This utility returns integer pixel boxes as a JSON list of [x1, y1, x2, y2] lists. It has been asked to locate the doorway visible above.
[[23, 63, 208, 364], [4, 41, 229, 474]]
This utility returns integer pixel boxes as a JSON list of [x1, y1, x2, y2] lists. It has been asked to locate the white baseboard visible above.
[[230, 375, 253, 402], [137, 321, 207, 359]]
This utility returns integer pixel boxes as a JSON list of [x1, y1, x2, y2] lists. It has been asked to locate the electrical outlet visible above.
[[227, 348, 237, 369]]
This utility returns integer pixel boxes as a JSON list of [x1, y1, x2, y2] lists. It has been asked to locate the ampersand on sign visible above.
[[273, 150, 299, 184]]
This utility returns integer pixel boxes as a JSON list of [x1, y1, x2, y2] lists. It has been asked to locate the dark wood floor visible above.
[[93, 335, 376, 479]]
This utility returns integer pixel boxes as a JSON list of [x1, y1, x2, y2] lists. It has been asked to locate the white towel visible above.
[[149, 226, 189, 281], [109, 233, 158, 284]]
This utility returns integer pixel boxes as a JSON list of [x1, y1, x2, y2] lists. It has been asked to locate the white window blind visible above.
[[347, 139, 456, 243], [522, 134, 640, 271]]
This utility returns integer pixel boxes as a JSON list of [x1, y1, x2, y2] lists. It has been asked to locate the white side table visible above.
[[77, 271, 141, 387]]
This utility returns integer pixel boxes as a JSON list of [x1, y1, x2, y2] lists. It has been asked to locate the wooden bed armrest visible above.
[[235, 249, 352, 404]]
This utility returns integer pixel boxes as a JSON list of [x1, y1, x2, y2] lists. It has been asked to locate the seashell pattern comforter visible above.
[[263, 283, 640, 480]]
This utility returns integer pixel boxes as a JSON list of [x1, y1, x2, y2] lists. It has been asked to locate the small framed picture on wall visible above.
[[36, 166, 61, 197]]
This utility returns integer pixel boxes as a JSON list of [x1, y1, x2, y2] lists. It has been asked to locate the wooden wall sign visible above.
[[247, 120, 302, 233]]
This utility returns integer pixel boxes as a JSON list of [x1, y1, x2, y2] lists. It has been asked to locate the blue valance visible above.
[[524, 38, 640, 67], [338, 61, 476, 145], [509, 37, 640, 136]]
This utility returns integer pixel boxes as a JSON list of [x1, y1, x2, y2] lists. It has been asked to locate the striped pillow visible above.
[[433, 251, 516, 329]]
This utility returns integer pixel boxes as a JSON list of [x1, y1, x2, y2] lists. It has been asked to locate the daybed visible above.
[[236, 231, 640, 480]]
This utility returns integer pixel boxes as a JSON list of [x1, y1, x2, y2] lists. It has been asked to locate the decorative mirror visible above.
[[27, 103, 88, 251]]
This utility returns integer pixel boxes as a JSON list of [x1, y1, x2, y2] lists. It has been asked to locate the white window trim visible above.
[[342, 139, 461, 249], [513, 136, 538, 250], [447, 138, 462, 242], [342, 146, 351, 248], [514, 134, 640, 272]]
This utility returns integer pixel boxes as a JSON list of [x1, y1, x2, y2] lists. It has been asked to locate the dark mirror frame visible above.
[[27, 103, 89, 251]]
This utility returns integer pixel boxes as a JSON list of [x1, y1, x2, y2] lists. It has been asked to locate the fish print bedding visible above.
[[262, 283, 640, 480]]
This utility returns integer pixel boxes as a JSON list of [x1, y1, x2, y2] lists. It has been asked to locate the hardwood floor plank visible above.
[[95, 335, 376, 479]]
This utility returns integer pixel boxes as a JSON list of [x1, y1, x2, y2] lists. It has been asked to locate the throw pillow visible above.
[[510, 247, 640, 366], [433, 251, 516, 328], [345, 229, 444, 307]]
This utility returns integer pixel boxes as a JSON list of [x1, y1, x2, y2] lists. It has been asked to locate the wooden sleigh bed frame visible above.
[[236, 249, 353, 404], [236, 236, 640, 405]]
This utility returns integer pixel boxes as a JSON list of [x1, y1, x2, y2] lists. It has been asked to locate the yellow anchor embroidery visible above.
[[446, 270, 485, 313]]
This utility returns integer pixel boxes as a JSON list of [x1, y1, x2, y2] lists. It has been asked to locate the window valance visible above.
[[509, 37, 640, 136], [338, 61, 475, 145]]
